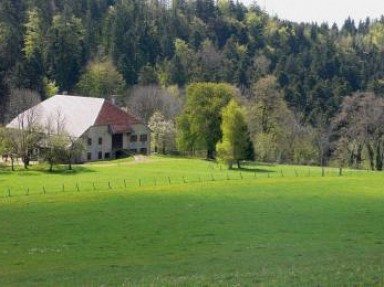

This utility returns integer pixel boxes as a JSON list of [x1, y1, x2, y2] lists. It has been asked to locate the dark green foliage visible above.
[[1, 0, 384, 132]]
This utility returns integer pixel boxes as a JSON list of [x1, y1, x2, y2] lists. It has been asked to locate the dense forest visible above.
[[2, 0, 384, 170]]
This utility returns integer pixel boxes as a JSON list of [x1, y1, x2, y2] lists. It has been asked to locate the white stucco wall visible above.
[[78, 124, 151, 162], [81, 126, 112, 162], [127, 124, 151, 154]]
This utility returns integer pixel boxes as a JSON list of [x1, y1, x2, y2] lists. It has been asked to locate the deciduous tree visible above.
[[216, 99, 249, 169], [76, 58, 125, 98], [176, 82, 236, 158]]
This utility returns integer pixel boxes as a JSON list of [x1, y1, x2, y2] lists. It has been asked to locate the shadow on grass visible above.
[[39, 166, 96, 175], [238, 167, 275, 173], [0, 165, 96, 175], [223, 161, 276, 173]]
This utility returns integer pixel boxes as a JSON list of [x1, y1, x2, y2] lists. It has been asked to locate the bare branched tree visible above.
[[14, 102, 43, 169], [125, 85, 183, 124], [42, 109, 85, 171], [331, 92, 384, 170], [0, 127, 19, 171], [42, 110, 68, 171]]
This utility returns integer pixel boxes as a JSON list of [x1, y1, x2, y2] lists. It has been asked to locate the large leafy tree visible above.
[[176, 82, 236, 158], [216, 99, 249, 169]]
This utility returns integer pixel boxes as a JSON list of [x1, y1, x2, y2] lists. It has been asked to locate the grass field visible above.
[[1, 157, 384, 286]]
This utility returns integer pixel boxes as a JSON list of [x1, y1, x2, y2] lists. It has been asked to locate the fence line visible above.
[[1, 167, 365, 199]]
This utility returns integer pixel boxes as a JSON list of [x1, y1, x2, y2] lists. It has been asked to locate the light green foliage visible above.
[[217, 0, 230, 15], [247, 76, 317, 163], [43, 77, 59, 97], [216, 99, 248, 168], [177, 83, 237, 158], [174, 38, 192, 61], [23, 8, 42, 59], [253, 132, 279, 162], [0, 157, 384, 286], [76, 59, 125, 98], [248, 76, 286, 161], [364, 22, 384, 50]]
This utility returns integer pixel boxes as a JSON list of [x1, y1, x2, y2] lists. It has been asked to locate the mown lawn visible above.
[[1, 157, 384, 286]]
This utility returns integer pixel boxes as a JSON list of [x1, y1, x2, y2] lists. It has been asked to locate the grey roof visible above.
[[7, 95, 105, 138]]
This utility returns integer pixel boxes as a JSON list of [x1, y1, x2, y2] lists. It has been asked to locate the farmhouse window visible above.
[[87, 152, 92, 160], [98, 151, 103, 160], [140, 148, 147, 154], [140, 134, 148, 142], [130, 135, 138, 142], [98, 137, 103, 145], [130, 149, 137, 154], [87, 138, 92, 146], [105, 152, 110, 159]]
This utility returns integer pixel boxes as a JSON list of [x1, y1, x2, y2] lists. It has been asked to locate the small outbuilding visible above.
[[7, 95, 150, 162]]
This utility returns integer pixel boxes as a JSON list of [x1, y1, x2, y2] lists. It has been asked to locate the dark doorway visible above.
[[112, 134, 123, 149]]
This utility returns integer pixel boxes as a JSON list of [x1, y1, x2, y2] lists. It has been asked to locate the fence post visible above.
[[43, 186, 46, 194], [108, 182, 112, 190], [76, 183, 80, 192], [124, 179, 127, 189], [62, 184, 65, 192]]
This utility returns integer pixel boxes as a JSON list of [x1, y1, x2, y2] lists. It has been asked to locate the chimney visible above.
[[110, 95, 121, 106]]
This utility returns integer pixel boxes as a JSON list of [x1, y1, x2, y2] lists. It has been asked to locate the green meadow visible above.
[[1, 157, 384, 286]]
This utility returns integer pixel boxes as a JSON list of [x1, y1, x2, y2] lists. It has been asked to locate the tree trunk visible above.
[[23, 158, 29, 169], [367, 143, 375, 170], [207, 149, 214, 160], [376, 144, 383, 171], [237, 160, 241, 169], [356, 144, 363, 169], [67, 152, 73, 170]]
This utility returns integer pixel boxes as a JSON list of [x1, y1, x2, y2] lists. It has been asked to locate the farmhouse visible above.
[[7, 95, 150, 162]]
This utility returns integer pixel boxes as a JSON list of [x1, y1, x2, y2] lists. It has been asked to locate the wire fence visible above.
[[1, 166, 369, 199]]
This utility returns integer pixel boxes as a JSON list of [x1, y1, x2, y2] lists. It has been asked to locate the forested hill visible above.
[[1, 0, 384, 124]]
